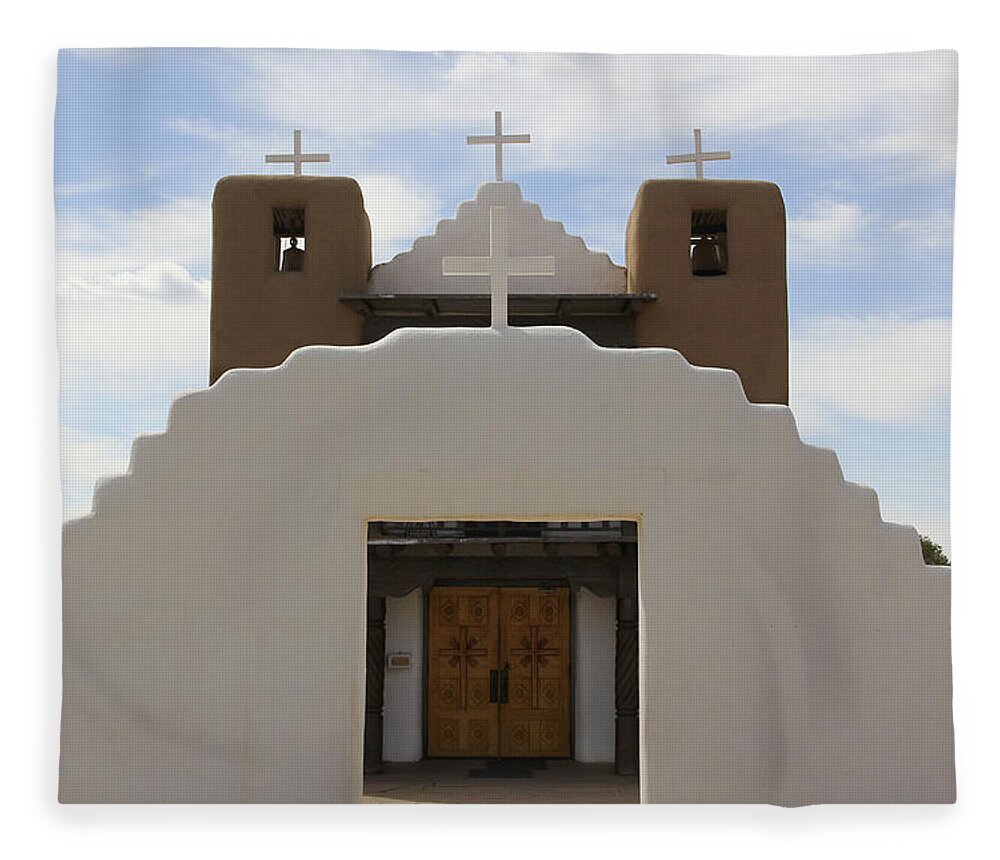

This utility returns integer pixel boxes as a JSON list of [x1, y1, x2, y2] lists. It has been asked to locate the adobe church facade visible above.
[[207, 165, 793, 775], [59, 130, 953, 804], [211, 175, 788, 405]]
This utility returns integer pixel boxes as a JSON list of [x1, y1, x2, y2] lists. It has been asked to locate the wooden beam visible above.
[[368, 555, 622, 599]]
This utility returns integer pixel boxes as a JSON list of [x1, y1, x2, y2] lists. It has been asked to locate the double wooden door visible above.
[[427, 586, 571, 758]]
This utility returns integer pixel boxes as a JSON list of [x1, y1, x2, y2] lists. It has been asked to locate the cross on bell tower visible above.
[[666, 128, 731, 179], [265, 129, 331, 175]]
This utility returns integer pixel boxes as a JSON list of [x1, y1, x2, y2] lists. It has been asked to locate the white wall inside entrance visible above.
[[573, 588, 616, 762], [383, 589, 424, 762]]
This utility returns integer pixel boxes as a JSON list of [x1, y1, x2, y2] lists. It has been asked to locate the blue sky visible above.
[[54, 48, 956, 552]]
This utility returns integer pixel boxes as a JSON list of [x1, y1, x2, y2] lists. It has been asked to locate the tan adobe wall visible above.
[[210, 176, 369, 384], [627, 179, 788, 404]]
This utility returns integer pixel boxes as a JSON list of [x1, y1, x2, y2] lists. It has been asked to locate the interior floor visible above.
[[363, 759, 639, 804]]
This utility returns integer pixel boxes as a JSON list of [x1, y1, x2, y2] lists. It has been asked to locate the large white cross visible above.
[[666, 128, 731, 179], [442, 206, 555, 328], [467, 111, 531, 182], [264, 130, 330, 175]]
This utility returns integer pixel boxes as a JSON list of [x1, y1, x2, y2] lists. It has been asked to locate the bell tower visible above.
[[626, 178, 788, 405], [210, 131, 370, 384]]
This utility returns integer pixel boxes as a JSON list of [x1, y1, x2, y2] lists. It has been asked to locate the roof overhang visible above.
[[341, 292, 657, 318]]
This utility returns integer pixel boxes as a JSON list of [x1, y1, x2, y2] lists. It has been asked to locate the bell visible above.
[[281, 236, 306, 272], [691, 236, 726, 277]]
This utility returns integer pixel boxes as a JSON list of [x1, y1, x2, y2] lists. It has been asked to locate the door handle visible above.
[[489, 669, 499, 703], [499, 662, 509, 704]]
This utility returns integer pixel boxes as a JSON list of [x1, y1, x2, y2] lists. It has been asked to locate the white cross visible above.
[[467, 111, 531, 182], [442, 207, 554, 328], [264, 130, 330, 175], [666, 128, 731, 179]]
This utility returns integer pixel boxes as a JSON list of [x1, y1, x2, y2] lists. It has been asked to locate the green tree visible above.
[[920, 535, 950, 566]]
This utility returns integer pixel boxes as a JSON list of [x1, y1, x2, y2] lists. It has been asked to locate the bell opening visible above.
[[690, 209, 728, 278], [273, 207, 307, 273]]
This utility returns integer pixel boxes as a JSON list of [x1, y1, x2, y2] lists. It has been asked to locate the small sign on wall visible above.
[[386, 652, 412, 669]]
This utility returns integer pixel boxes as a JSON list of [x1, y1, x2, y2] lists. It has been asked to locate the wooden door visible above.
[[427, 586, 571, 758], [427, 587, 500, 757], [499, 587, 572, 758]]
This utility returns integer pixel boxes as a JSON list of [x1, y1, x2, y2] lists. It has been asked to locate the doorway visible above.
[[365, 519, 639, 783], [427, 586, 571, 758]]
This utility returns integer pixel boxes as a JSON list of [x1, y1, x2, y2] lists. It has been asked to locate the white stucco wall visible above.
[[572, 588, 616, 763], [382, 589, 423, 762], [368, 182, 626, 294], [60, 327, 954, 804]]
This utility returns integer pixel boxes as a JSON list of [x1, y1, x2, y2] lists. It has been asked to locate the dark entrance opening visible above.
[[364, 520, 639, 791]]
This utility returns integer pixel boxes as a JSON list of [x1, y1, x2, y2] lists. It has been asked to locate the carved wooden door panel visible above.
[[427, 587, 500, 757], [499, 587, 572, 758]]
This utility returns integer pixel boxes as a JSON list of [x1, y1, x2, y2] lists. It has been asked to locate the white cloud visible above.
[[62, 260, 208, 303], [165, 116, 237, 145], [789, 199, 875, 266], [54, 198, 212, 472], [57, 290, 209, 401], [164, 117, 272, 166], [356, 174, 441, 264], [837, 132, 957, 183], [54, 197, 215, 522], [790, 315, 950, 435], [107, 262, 208, 302], [55, 280, 207, 517], [789, 199, 954, 270], [55, 196, 211, 402], [56, 196, 211, 295], [230, 50, 957, 174], [55, 176, 127, 197], [891, 209, 954, 252]]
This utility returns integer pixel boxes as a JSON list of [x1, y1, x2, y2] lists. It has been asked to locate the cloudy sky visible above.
[[54, 48, 956, 552]]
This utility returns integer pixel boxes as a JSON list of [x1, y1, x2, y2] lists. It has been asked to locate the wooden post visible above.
[[615, 550, 639, 776], [364, 594, 386, 775]]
